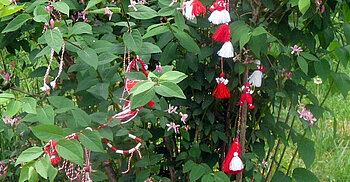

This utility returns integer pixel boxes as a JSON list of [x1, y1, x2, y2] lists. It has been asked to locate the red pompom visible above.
[[212, 24, 231, 42], [192, 0, 206, 17], [222, 138, 244, 174], [147, 100, 156, 107], [212, 73, 231, 99]]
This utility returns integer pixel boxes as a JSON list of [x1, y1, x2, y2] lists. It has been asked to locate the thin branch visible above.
[[10, 86, 45, 98]]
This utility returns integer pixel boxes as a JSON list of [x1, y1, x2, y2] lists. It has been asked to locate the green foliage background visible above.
[[0, 0, 350, 181]]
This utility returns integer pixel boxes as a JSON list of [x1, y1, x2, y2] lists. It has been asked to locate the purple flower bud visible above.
[[50, 19, 55, 27]]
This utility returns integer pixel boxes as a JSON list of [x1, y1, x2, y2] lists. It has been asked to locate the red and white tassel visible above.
[[217, 41, 234, 58], [239, 83, 254, 109], [248, 60, 265, 88], [222, 138, 244, 174], [212, 73, 231, 99], [182, 0, 206, 20], [212, 24, 231, 43], [208, 0, 231, 25], [44, 140, 62, 165]]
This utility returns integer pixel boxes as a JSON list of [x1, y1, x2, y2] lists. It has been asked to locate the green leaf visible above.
[[335, 47, 349, 68], [30, 124, 65, 142], [130, 88, 155, 109], [190, 164, 205, 182], [331, 72, 350, 98], [140, 42, 162, 54], [19, 165, 29, 182], [115, 128, 128, 136], [158, 7, 175, 16], [297, 137, 315, 169], [5, 100, 21, 117], [213, 172, 230, 182], [52, 1, 69, 15], [71, 108, 91, 127], [343, 23, 350, 45], [183, 160, 196, 173], [160, 42, 178, 65], [127, 5, 158, 20], [47, 96, 75, 109], [292, 168, 320, 182], [314, 59, 330, 81], [35, 157, 49, 179], [171, 26, 200, 54], [123, 30, 142, 54], [77, 47, 98, 69], [0, 4, 24, 18], [202, 174, 214, 182], [155, 82, 186, 99], [85, 0, 103, 10], [44, 29, 63, 53], [131, 81, 155, 95], [2, 14, 31, 33], [20, 97, 37, 114], [0, 0, 12, 6], [70, 22, 92, 35], [297, 56, 308, 74], [125, 72, 147, 80], [272, 171, 292, 182], [251, 26, 267, 36], [300, 52, 318, 61], [56, 139, 84, 166], [79, 130, 104, 152], [240, 32, 251, 49], [37, 106, 55, 125], [15, 147, 44, 166], [87, 82, 110, 100], [180, 127, 190, 141], [143, 26, 170, 39], [298, 0, 310, 15], [160, 71, 187, 83]]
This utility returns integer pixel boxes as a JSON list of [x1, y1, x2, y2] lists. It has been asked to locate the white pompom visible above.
[[183, 0, 195, 20], [248, 70, 263, 87], [218, 42, 234, 58], [208, 10, 231, 25], [229, 152, 244, 171]]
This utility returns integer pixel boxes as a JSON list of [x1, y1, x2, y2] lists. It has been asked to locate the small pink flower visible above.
[[128, 0, 138, 11], [0, 70, 4, 75], [291, 45, 303, 56], [4, 73, 12, 82], [298, 104, 317, 127], [156, 64, 162, 74], [104, 7, 113, 20], [50, 19, 55, 27], [45, 6, 51, 12], [166, 122, 180, 134], [165, 104, 178, 114], [261, 160, 268, 168], [185, 125, 190, 131], [179, 112, 188, 124]]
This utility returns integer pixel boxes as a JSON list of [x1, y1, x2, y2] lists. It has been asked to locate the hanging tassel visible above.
[[212, 24, 231, 42], [222, 138, 244, 174], [217, 41, 234, 58], [239, 83, 254, 109], [212, 73, 231, 99], [248, 60, 265, 87], [44, 140, 62, 165], [192, 0, 206, 17], [208, 0, 230, 25], [183, 0, 206, 20]]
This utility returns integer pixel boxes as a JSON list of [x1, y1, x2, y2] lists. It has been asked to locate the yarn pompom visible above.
[[212, 73, 231, 99], [212, 24, 231, 42], [217, 42, 234, 58], [208, 0, 230, 25], [192, 0, 206, 17], [183, 0, 206, 20]]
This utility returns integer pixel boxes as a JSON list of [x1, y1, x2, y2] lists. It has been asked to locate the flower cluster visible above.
[[0, 161, 7, 178], [298, 104, 317, 127], [164, 104, 189, 134], [0, 70, 11, 82], [280, 68, 292, 80], [291, 45, 303, 56], [316, 0, 326, 14], [3, 116, 21, 126]]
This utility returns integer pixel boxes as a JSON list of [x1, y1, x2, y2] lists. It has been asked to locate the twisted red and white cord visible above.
[[50, 41, 65, 89], [81, 148, 92, 182], [40, 48, 55, 93], [121, 148, 142, 174]]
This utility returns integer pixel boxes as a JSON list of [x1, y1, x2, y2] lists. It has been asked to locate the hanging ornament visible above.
[[213, 73, 231, 99], [212, 23, 231, 43], [248, 60, 265, 87], [217, 41, 234, 58], [182, 0, 206, 20], [222, 138, 244, 174], [239, 83, 254, 109], [213, 58, 231, 99], [44, 140, 62, 165], [208, 0, 231, 25]]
